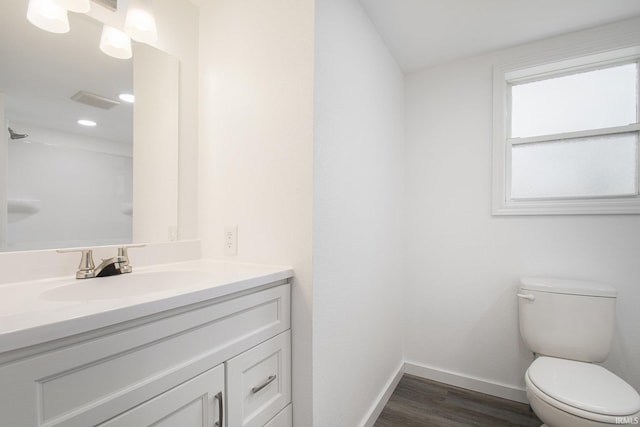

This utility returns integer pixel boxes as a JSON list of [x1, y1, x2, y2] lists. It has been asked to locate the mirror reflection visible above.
[[0, 1, 179, 252]]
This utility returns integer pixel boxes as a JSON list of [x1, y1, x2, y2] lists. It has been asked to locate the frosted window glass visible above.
[[511, 63, 638, 138], [511, 133, 638, 199]]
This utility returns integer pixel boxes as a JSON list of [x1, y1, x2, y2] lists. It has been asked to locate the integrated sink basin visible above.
[[40, 270, 215, 301], [0, 259, 294, 354]]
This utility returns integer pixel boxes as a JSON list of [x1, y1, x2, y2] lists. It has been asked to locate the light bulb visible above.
[[118, 93, 135, 103], [26, 0, 70, 34], [59, 0, 90, 13], [99, 25, 132, 60], [125, 0, 158, 44]]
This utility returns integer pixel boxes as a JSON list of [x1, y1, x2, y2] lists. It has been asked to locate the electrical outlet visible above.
[[168, 226, 178, 242], [224, 226, 237, 256]]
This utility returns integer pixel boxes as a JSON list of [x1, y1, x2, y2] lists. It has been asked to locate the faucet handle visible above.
[[116, 244, 146, 255], [116, 244, 146, 273], [57, 248, 96, 279]]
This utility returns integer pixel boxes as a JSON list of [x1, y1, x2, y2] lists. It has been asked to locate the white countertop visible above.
[[0, 259, 293, 354]]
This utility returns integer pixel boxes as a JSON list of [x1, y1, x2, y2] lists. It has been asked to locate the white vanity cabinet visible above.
[[0, 281, 292, 427]]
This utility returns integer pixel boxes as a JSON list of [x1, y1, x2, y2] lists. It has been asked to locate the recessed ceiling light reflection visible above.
[[77, 119, 97, 127], [118, 93, 135, 103]]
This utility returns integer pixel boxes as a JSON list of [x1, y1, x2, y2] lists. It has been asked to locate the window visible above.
[[492, 47, 640, 215]]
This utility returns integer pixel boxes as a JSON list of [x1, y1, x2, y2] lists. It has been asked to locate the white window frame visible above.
[[492, 46, 640, 215]]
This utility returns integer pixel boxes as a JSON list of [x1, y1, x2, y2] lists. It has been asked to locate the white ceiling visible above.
[[358, 0, 640, 73]]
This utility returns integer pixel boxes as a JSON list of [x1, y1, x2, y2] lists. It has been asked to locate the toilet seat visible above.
[[526, 357, 640, 423]]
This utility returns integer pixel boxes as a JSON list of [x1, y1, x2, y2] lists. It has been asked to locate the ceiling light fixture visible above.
[[26, 0, 158, 60], [99, 25, 132, 59], [59, 0, 90, 13], [26, 0, 70, 34], [124, 0, 158, 44]]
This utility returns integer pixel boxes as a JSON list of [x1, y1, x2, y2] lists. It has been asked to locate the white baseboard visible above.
[[360, 362, 405, 427], [359, 361, 529, 426], [404, 361, 528, 403]]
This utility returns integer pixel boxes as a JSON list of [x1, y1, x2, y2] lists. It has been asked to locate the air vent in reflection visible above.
[[71, 90, 120, 110], [93, 0, 117, 11]]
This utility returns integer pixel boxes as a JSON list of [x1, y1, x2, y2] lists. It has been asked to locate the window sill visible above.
[[492, 197, 640, 216]]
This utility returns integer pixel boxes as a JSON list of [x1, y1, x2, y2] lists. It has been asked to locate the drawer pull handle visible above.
[[214, 391, 223, 427], [251, 375, 277, 394]]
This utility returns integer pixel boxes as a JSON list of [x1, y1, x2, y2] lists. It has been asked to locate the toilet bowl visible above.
[[517, 277, 640, 427], [525, 357, 640, 427]]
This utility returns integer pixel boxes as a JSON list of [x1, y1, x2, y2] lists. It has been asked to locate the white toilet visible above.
[[517, 277, 640, 427]]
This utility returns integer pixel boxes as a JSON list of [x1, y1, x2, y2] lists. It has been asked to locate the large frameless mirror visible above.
[[0, 0, 179, 251]]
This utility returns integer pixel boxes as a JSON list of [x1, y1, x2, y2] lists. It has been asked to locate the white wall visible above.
[[152, 0, 200, 241], [404, 17, 640, 398], [314, 0, 405, 425], [198, 3, 404, 426], [132, 43, 179, 244], [197, 0, 315, 425]]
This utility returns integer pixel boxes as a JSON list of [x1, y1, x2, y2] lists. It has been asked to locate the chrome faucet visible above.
[[94, 248, 129, 277], [58, 244, 145, 279]]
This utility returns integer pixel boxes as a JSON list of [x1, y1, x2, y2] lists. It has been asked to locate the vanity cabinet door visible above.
[[98, 364, 225, 427], [226, 330, 291, 427]]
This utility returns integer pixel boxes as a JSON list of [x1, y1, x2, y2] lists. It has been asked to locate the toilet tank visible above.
[[517, 277, 617, 363]]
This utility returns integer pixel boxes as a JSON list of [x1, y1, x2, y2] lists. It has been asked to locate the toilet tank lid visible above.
[[520, 277, 617, 298]]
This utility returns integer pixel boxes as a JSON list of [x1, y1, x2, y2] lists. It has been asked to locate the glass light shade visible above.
[[99, 25, 132, 59], [59, 0, 90, 13], [26, 0, 70, 34], [125, 0, 158, 44]]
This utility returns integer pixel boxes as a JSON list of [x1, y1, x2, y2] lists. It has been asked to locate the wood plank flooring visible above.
[[374, 374, 542, 427]]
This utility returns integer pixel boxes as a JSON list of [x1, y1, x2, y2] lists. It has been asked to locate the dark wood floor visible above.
[[374, 374, 542, 427]]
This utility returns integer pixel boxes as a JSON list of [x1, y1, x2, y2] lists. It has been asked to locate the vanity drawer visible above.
[[0, 283, 289, 427], [264, 404, 292, 427], [226, 330, 292, 427]]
